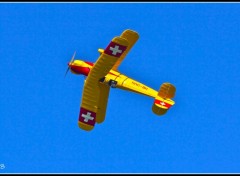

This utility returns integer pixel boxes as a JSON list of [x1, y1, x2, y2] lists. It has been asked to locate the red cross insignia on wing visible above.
[[104, 41, 127, 57]]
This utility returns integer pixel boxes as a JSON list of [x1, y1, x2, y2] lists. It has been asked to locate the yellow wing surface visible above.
[[112, 29, 139, 71], [78, 37, 129, 131]]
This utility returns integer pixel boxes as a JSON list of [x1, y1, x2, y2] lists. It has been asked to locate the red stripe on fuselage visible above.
[[84, 61, 94, 66], [109, 72, 118, 76]]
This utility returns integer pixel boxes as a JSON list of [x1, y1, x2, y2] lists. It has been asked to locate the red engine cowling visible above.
[[70, 65, 90, 76]]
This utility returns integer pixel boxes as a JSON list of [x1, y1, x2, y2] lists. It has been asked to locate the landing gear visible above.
[[99, 77, 117, 88], [108, 79, 117, 88]]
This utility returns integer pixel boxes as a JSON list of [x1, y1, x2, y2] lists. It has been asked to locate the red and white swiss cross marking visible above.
[[154, 99, 172, 109], [81, 112, 94, 122], [104, 41, 127, 57], [79, 107, 96, 126], [110, 45, 122, 55]]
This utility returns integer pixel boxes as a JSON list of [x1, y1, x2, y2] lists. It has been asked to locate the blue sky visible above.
[[1, 2, 240, 173]]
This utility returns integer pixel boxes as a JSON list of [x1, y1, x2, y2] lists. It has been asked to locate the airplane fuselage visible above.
[[69, 60, 158, 98]]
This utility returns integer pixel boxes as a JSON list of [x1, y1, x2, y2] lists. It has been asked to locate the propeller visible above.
[[65, 51, 76, 77]]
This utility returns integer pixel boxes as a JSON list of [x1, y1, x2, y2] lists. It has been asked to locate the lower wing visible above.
[[96, 82, 110, 124]]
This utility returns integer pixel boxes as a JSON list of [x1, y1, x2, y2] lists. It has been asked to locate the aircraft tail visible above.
[[152, 83, 176, 115]]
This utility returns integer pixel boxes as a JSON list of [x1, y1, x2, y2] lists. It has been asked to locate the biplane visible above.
[[65, 29, 176, 131]]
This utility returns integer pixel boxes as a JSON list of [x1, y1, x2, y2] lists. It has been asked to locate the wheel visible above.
[[108, 80, 117, 88]]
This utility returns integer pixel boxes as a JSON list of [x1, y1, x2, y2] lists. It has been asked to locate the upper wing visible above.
[[78, 37, 129, 131], [112, 29, 139, 71]]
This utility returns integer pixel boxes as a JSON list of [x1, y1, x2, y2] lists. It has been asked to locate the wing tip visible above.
[[122, 29, 140, 40], [78, 121, 94, 131]]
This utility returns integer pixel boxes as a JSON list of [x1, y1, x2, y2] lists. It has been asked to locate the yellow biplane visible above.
[[65, 29, 176, 131]]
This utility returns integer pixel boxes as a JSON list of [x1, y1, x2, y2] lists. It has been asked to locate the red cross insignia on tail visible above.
[[154, 99, 173, 109]]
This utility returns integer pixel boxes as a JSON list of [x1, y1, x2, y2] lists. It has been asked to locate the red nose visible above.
[[69, 64, 90, 76]]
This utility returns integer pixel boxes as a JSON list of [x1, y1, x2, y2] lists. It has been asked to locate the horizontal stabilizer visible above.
[[152, 83, 176, 116]]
